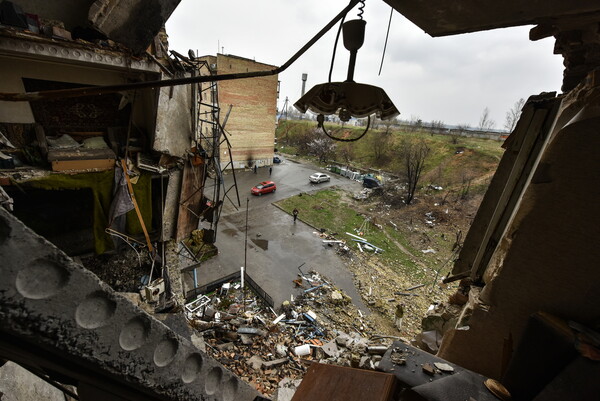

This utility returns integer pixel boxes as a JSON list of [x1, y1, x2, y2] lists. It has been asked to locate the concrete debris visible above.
[[422, 362, 436, 376], [274, 378, 303, 401], [247, 355, 265, 370], [276, 344, 289, 357], [434, 362, 455, 372], [185, 270, 397, 398], [321, 340, 340, 357], [390, 347, 407, 365], [420, 330, 443, 353]]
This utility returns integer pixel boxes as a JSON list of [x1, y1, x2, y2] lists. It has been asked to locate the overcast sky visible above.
[[166, 0, 564, 130]]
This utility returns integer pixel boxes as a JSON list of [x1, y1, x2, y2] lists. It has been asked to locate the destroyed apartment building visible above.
[[2, 0, 600, 401], [196, 54, 279, 170]]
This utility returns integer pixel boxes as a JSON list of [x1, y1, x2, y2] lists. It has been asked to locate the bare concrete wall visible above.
[[0, 57, 129, 123], [153, 73, 193, 158], [438, 82, 600, 379], [0, 207, 260, 400], [0, 362, 66, 401]]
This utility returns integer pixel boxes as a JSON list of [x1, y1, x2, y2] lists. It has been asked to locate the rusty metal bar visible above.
[[0, 0, 360, 102]]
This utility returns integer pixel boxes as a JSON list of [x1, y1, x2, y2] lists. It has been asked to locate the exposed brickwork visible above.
[[216, 54, 278, 169]]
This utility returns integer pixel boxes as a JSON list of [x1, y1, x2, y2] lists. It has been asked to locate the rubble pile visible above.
[[185, 271, 398, 397], [80, 248, 154, 293], [413, 280, 475, 353]]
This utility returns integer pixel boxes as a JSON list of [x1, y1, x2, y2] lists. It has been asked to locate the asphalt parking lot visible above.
[[187, 156, 367, 310]]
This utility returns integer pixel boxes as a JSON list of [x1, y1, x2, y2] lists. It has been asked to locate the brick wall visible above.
[[216, 54, 278, 169]]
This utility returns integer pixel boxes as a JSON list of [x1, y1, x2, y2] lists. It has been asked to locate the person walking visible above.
[[292, 208, 299, 223], [253, 164, 257, 174], [269, 166, 272, 176]]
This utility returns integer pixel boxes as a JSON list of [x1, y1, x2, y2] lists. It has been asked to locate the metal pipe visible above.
[[0, 0, 360, 102]]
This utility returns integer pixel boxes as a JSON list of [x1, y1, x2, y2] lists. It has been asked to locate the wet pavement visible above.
[[186, 156, 367, 311]]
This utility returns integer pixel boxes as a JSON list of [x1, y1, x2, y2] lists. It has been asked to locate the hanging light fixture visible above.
[[294, 3, 399, 141]]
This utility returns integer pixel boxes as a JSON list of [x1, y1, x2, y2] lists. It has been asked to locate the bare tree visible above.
[[397, 138, 430, 205], [450, 123, 470, 144], [503, 98, 526, 132], [307, 136, 336, 163], [408, 115, 423, 132], [430, 120, 445, 136], [370, 120, 395, 165], [339, 142, 354, 167], [478, 107, 495, 131]]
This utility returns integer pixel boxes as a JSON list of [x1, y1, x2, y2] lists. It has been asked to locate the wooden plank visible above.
[[51, 159, 114, 172], [34, 124, 48, 159], [121, 159, 153, 253], [176, 159, 204, 241], [48, 148, 116, 161], [451, 95, 559, 277]]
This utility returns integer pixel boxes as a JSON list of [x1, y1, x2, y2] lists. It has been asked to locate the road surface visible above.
[[185, 156, 367, 311]]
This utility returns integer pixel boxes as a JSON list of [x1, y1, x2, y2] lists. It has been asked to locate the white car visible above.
[[309, 172, 331, 183]]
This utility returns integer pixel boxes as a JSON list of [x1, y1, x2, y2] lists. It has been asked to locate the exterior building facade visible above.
[[199, 54, 278, 170]]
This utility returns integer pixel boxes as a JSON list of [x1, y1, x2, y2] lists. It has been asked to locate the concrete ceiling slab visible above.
[[382, 0, 600, 36]]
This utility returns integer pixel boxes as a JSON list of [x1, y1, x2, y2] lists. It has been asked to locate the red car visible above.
[[251, 181, 277, 196]]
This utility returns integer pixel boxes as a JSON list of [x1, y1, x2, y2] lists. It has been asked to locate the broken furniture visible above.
[[35, 126, 117, 172], [291, 362, 397, 401]]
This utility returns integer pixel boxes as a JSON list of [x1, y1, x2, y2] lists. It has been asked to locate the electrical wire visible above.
[[328, 15, 346, 83], [105, 228, 143, 266], [378, 6, 393, 76], [357, 0, 365, 19], [320, 115, 371, 142]]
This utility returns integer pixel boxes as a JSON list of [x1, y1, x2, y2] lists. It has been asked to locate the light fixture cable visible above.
[[318, 114, 371, 142], [328, 15, 346, 83]]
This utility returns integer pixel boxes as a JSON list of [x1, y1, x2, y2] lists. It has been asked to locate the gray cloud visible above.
[[166, 0, 564, 128]]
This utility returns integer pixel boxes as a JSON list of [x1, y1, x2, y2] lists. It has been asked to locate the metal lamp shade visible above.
[[294, 81, 399, 121]]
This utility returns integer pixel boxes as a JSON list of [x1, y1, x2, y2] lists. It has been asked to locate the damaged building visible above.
[[1, 0, 600, 400], [197, 54, 279, 170]]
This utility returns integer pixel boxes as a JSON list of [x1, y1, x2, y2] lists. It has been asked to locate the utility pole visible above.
[[243, 198, 249, 311], [301, 73, 308, 96]]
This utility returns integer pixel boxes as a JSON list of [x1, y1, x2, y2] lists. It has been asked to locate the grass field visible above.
[[276, 120, 504, 191]]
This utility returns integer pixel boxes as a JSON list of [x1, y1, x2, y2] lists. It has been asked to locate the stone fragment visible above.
[[276, 344, 288, 357], [335, 332, 350, 347], [216, 342, 235, 351], [321, 340, 340, 357], [422, 314, 445, 333], [434, 362, 454, 373], [331, 291, 344, 304], [190, 333, 206, 352], [203, 306, 216, 319], [262, 358, 288, 369], [240, 334, 254, 345], [421, 330, 442, 353], [247, 355, 264, 370], [274, 378, 303, 401], [422, 363, 435, 376]]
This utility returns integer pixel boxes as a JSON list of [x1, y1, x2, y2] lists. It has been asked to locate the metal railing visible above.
[[185, 271, 274, 307]]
